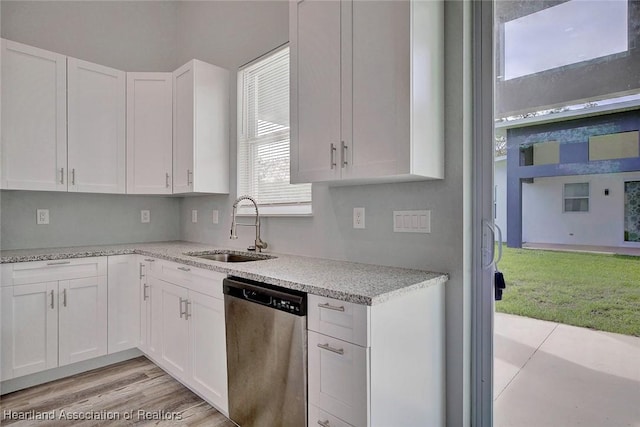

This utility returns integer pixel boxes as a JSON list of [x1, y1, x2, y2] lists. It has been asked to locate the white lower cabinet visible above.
[[140, 260, 228, 414], [308, 331, 368, 427], [58, 276, 108, 366], [0, 257, 108, 380], [107, 255, 140, 354]]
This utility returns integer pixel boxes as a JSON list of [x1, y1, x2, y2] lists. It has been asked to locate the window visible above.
[[563, 183, 589, 212], [237, 46, 312, 215]]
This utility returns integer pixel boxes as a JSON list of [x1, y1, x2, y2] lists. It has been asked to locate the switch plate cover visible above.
[[393, 210, 430, 233], [191, 210, 198, 223], [141, 210, 150, 223], [353, 207, 365, 229], [212, 210, 219, 224], [36, 209, 50, 225]]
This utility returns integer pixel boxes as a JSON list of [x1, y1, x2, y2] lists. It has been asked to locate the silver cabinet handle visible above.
[[187, 169, 193, 185], [63, 288, 67, 307], [139, 263, 145, 279], [60, 167, 64, 184], [341, 141, 348, 167], [143, 284, 149, 301], [185, 300, 192, 320], [47, 260, 70, 266], [166, 172, 170, 188], [179, 297, 187, 318], [318, 420, 331, 427], [318, 302, 345, 312], [71, 168, 76, 185], [144, 258, 155, 262], [177, 266, 191, 272], [330, 143, 337, 169], [317, 343, 344, 355], [50, 290, 55, 309]]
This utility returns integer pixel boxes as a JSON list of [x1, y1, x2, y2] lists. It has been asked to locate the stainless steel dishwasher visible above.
[[223, 276, 307, 427]]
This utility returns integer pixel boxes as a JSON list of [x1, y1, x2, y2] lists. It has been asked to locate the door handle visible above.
[[187, 169, 193, 186], [330, 143, 337, 169], [71, 168, 76, 185], [143, 284, 149, 301], [50, 290, 55, 309], [166, 172, 170, 188], [63, 288, 67, 307], [177, 266, 190, 272], [317, 420, 331, 427], [317, 343, 344, 355], [317, 302, 345, 312], [185, 300, 192, 320], [60, 167, 64, 184], [179, 297, 187, 318], [341, 141, 348, 167], [47, 260, 70, 266], [139, 263, 145, 279]]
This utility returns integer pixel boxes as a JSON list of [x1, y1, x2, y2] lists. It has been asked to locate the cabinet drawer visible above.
[[308, 331, 368, 427], [308, 294, 369, 346], [6, 257, 107, 286], [309, 404, 354, 427], [155, 260, 224, 299]]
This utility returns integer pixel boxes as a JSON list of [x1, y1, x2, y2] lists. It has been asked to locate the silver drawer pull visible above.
[[50, 290, 55, 309], [143, 284, 149, 301], [177, 266, 191, 272], [60, 167, 65, 184], [318, 302, 345, 312], [179, 297, 187, 318], [144, 258, 156, 262], [139, 263, 145, 279], [317, 343, 344, 355], [63, 288, 67, 307], [47, 261, 71, 266], [318, 420, 331, 427]]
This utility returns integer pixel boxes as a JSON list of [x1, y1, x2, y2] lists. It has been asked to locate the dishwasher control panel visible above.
[[224, 276, 307, 316]]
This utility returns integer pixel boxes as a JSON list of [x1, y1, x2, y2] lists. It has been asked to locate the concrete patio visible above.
[[494, 312, 640, 427]]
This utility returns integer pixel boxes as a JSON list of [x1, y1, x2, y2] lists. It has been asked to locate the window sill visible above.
[[236, 204, 312, 217]]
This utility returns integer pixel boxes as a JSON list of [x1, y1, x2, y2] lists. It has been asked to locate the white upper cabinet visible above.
[[290, 0, 444, 184], [1, 39, 67, 191], [126, 73, 173, 194], [68, 57, 126, 194], [173, 60, 230, 194]]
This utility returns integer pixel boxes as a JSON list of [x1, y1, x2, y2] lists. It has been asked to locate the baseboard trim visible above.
[[1, 348, 143, 395]]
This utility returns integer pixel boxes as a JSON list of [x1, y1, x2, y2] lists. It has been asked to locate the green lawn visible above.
[[495, 247, 640, 337]]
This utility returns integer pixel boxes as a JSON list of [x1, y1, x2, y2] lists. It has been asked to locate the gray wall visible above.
[[1, 2, 472, 425], [0, 191, 181, 250]]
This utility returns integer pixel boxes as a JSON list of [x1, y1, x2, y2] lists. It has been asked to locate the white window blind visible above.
[[238, 46, 311, 214]]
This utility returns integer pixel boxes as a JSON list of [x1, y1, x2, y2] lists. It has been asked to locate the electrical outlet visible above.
[[36, 209, 50, 225], [191, 210, 198, 223], [353, 207, 365, 229], [141, 210, 150, 223], [212, 210, 219, 224]]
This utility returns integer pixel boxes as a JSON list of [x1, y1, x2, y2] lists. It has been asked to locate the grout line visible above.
[[494, 322, 560, 402]]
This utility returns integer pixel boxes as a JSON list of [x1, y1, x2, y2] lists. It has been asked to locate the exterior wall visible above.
[[522, 172, 640, 247], [494, 157, 507, 241]]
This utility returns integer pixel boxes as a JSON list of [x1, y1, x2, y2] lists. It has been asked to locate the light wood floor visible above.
[[0, 356, 237, 426]]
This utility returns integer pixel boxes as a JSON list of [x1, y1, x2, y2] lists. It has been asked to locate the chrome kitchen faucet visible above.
[[230, 195, 268, 252]]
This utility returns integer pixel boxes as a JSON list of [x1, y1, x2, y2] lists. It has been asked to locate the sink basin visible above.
[[185, 251, 274, 263]]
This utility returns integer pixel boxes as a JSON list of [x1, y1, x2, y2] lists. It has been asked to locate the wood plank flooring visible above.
[[0, 356, 237, 426]]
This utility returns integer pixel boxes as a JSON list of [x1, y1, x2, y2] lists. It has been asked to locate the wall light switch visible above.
[[191, 210, 198, 223], [141, 210, 150, 223], [393, 210, 430, 233], [36, 209, 50, 225], [353, 207, 365, 229], [212, 210, 219, 224]]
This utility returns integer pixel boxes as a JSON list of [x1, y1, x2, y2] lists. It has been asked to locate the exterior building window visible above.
[[563, 183, 589, 212], [237, 46, 312, 215]]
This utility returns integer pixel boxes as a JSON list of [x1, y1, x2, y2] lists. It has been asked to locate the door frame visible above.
[[472, 1, 496, 426]]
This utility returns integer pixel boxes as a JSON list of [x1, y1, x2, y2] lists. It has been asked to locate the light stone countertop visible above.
[[0, 241, 448, 305]]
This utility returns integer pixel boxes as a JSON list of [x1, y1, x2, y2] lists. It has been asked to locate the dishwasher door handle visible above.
[[242, 289, 273, 306]]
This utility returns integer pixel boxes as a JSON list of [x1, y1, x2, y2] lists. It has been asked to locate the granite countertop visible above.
[[0, 241, 448, 305]]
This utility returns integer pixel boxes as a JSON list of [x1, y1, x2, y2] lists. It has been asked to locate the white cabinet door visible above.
[[1, 39, 67, 191], [67, 57, 126, 194], [126, 73, 173, 194], [146, 275, 164, 360], [290, 0, 344, 183], [348, 1, 409, 180], [160, 280, 190, 381], [189, 291, 228, 414], [173, 60, 229, 194], [1, 282, 58, 380], [107, 255, 140, 354], [172, 62, 195, 194], [58, 276, 108, 366], [308, 331, 369, 427]]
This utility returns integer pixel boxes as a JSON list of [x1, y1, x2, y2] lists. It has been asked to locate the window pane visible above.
[[564, 198, 589, 212], [564, 183, 589, 198], [238, 47, 312, 208]]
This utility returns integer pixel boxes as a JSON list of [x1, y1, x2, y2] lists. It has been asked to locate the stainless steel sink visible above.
[[185, 251, 274, 263]]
